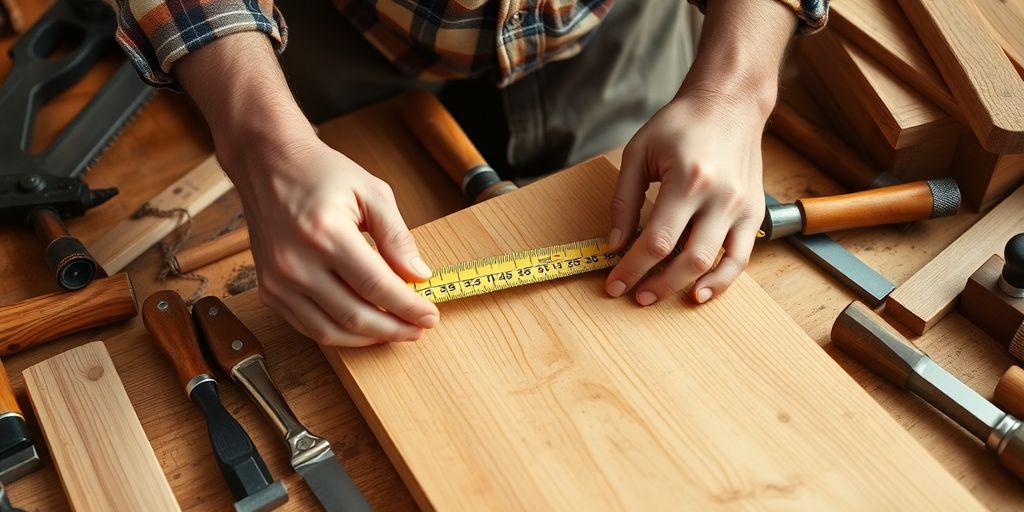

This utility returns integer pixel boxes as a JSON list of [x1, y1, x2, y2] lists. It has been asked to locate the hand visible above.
[[229, 139, 440, 346], [605, 90, 767, 306]]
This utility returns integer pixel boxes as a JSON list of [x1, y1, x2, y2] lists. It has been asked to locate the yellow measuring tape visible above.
[[409, 237, 621, 303]]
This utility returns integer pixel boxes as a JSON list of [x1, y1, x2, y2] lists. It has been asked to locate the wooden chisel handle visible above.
[[996, 366, 1024, 419], [799, 179, 960, 234], [0, 359, 20, 418], [401, 91, 517, 202], [831, 302, 923, 385], [0, 273, 137, 356], [192, 296, 265, 374], [172, 228, 251, 274], [141, 290, 215, 396]]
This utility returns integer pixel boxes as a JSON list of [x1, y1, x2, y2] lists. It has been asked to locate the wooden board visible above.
[[887, 183, 1024, 334], [953, 135, 1024, 211], [897, 0, 1024, 154], [23, 341, 179, 511], [976, 0, 1024, 76], [320, 157, 982, 510]]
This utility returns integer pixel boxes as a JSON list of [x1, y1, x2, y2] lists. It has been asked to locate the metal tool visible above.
[[194, 296, 371, 512], [142, 291, 288, 512], [0, 0, 152, 289], [761, 179, 961, 240], [832, 301, 1024, 480]]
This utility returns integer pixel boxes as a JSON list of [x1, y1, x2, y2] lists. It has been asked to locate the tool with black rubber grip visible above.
[[401, 91, 517, 203], [194, 296, 371, 512], [761, 179, 961, 240], [832, 301, 1024, 481], [1000, 234, 1024, 298], [142, 291, 288, 512]]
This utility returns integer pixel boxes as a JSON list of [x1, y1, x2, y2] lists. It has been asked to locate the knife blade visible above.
[[193, 296, 371, 512]]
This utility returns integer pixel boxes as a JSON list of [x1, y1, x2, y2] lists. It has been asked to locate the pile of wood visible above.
[[787, 0, 1024, 211]]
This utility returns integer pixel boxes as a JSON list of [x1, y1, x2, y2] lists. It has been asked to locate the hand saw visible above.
[[0, 0, 152, 290]]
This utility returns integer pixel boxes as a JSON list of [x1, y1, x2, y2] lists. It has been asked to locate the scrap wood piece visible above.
[[975, 0, 1024, 77], [886, 184, 1024, 334], [897, 0, 1024, 154], [323, 157, 983, 511], [23, 341, 180, 512], [89, 155, 233, 274]]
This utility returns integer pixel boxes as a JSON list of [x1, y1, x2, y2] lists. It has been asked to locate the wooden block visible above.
[[976, 0, 1024, 76], [959, 255, 1024, 357], [953, 127, 1024, 211], [898, 0, 1024, 154], [89, 155, 233, 274], [887, 184, 1024, 334], [323, 157, 982, 510], [23, 341, 180, 512]]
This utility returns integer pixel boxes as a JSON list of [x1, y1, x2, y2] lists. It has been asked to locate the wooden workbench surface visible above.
[[2, 2, 1022, 509]]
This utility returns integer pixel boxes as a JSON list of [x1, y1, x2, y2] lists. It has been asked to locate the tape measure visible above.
[[409, 237, 621, 303]]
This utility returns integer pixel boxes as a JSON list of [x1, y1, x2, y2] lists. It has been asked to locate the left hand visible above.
[[604, 89, 768, 306]]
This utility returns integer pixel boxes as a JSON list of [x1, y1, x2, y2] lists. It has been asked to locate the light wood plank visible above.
[[886, 184, 1024, 334], [976, 0, 1024, 76], [23, 341, 179, 512], [89, 155, 233, 274], [898, 0, 1024, 154], [321, 157, 982, 511]]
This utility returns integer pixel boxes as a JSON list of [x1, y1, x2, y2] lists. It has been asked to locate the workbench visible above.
[[1, 1, 1023, 509]]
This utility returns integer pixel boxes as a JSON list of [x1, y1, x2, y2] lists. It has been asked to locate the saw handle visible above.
[[192, 296, 265, 374], [799, 179, 960, 235], [831, 302, 923, 386], [142, 291, 214, 395]]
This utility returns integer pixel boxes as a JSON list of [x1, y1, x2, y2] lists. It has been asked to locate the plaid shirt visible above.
[[111, 0, 828, 88]]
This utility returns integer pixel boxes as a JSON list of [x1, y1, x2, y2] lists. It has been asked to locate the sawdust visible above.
[[226, 264, 258, 295]]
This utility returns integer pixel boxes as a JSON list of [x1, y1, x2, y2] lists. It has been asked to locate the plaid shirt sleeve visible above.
[[107, 0, 287, 88], [688, 0, 828, 34]]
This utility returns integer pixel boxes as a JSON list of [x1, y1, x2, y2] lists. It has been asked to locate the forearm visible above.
[[174, 32, 316, 174], [680, 0, 797, 119]]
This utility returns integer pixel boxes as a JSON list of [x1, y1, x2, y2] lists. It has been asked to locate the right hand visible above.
[[226, 139, 440, 347]]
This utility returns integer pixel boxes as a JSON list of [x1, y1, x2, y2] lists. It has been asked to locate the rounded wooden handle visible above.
[[141, 290, 213, 394], [0, 272, 137, 356], [193, 296, 265, 375], [799, 179, 958, 234], [995, 366, 1024, 418], [401, 90, 489, 186], [0, 358, 21, 416], [997, 429, 1024, 482], [831, 301, 922, 386], [173, 228, 251, 274]]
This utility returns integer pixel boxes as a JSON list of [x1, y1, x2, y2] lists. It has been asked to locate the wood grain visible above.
[[141, 291, 213, 394], [887, 184, 1024, 334], [798, 180, 940, 234], [995, 366, 1024, 419], [172, 227, 250, 274], [898, 0, 1024, 154], [976, 0, 1024, 76], [193, 296, 265, 374], [959, 255, 1024, 356], [0, 358, 21, 416], [953, 133, 1024, 211], [321, 157, 982, 510], [0, 273, 137, 356], [23, 341, 179, 512], [90, 155, 234, 274]]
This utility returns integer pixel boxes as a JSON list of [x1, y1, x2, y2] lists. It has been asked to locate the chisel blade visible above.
[[295, 448, 371, 512]]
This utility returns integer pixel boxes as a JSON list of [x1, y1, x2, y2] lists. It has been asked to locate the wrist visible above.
[[678, 58, 779, 122]]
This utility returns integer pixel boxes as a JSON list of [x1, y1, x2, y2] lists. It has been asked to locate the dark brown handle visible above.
[[192, 296, 265, 375], [401, 90, 487, 185], [141, 290, 213, 394], [0, 358, 20, 416], [0, 272, 137, 356], [172, 228, 251, 274], [831, 302, 924, 386], [798, 179, 958, 234], [995, 366, 1024, 419]]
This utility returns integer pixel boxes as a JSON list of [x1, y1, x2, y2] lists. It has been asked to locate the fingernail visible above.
[[696, 288, 713, 304], [608, 228, 622, 248], [607, 280, 627, 297], [637, 291, 658, 306], [405, 327, 424, 341], [416, 313, 439, 328], [410, 257, 432, 278]]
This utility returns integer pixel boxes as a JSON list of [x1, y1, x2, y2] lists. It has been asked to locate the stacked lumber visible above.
[[799, 0, 1024, 210]]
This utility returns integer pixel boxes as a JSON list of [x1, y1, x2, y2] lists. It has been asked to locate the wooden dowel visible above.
[[172, 228, 250, 274], [0, 273, 137, 356], [995, 366, 1024, 419]]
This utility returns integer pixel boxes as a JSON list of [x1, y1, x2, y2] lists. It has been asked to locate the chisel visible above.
[[761, 179, 961, 240], [142, 291, 288, 512], [193, 296, 371, 512], [832, 301, 1024, 480]]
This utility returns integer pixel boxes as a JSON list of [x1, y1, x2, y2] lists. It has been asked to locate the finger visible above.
[[273, 286, 382, 347], [333, 223, 440, 327], [300, 267, 424, 341], [635, 211, 730, 306], [608, 143, 648, 251], [605, 184, 695, 298], [363, 191, 433, 282], [691, 220, 759, 303]]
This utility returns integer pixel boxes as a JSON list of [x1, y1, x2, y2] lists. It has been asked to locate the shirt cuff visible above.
[[112, 0, 288, 88], [688, 0, 829, 35]]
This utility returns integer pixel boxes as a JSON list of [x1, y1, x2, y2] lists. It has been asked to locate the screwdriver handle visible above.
[[193, 296, 265, 375], [141, 291, 214, 396], [995, 366, 1024, 419], [799, 179, 960, 235], [831, 302, 924, 386]]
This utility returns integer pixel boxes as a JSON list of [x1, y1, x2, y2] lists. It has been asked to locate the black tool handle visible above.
[[1003, 234, 1024, 290]]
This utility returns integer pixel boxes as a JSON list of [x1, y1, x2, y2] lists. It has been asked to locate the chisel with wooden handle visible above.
[[142, 291, 288, 512], [193, 296, 371, 512], [761, 178, 961, 240], [0, 358, 40, 488], [832, 301, 1024, 480]]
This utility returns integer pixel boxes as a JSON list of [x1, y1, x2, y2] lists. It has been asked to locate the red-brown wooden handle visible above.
[[401, 90, 488, 186], [172, 228, 251, 274], [141, 290, 213, 394], [192, 296, 265, 376], [995, 366, 1024, 419], [0, 358, 20, 416], [798, 179, 960, 234]]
